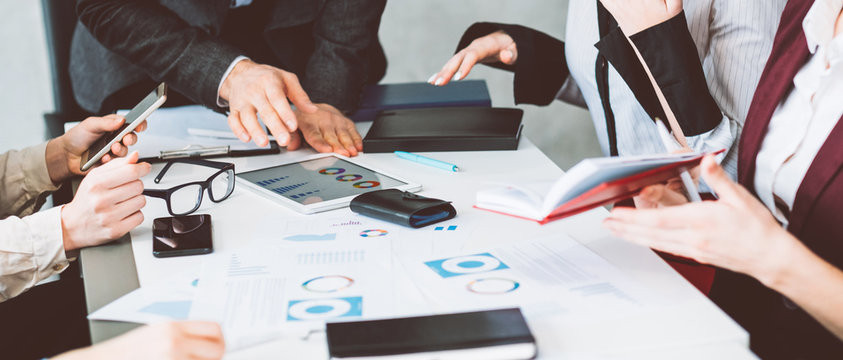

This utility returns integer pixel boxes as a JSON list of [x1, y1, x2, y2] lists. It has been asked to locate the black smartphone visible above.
[[152, 214, 213, 258], [81, 83, 167, 171]]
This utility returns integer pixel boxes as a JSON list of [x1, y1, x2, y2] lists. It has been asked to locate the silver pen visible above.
[[654, 118, 702, 202]]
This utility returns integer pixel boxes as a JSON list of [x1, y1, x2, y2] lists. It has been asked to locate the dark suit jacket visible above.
[[709, 0, 843, 358], [70, 0, 387, 114]]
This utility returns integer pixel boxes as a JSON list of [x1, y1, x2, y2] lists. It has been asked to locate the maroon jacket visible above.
[[711, 0, 843, 358]]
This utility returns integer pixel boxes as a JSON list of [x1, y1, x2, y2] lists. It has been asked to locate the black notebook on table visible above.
[[362, 107, 523, 153], [326, 308, 537, 359]]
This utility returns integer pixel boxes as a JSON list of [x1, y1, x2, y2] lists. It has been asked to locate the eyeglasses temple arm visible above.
[[154, 162, 176, 183]]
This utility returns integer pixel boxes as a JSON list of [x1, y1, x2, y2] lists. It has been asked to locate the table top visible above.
[[80, 123, 754, 359]]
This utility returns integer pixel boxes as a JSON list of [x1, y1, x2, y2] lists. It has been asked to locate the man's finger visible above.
[[281, 72, 317, 113], [347, 121, 363, 152], [255, 97, 287, 145], [265, 86, 298, 134], [299, 123, 332, 153], [320, 125, 347, 156], [287, 131, 303, 151], [239, 106, 270, 147], [227, 111, 250, 142], [334, 125, 358, 156]]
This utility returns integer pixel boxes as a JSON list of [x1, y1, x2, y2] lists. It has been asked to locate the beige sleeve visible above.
[[0, 206, 69, 302], [0, 142, 61, 219]]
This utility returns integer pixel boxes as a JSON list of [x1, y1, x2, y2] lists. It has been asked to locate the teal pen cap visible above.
[[394, 151, 459, 172]]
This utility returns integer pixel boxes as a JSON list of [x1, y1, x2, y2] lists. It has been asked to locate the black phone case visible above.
[[152, 214, 213, 257], [349, 189, 456, 228]]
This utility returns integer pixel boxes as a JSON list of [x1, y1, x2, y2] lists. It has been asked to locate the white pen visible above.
[[654, 118, 703, 202]]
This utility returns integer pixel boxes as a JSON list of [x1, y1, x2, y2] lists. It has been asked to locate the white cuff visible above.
[[28, 207, 69, 280], [217, 55, 250, 108]]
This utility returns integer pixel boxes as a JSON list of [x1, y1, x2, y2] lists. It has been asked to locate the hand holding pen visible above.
[[654, 118, 702, 203]]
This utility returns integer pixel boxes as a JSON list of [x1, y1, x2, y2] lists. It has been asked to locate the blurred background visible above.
[[0, 0, 600, 169]]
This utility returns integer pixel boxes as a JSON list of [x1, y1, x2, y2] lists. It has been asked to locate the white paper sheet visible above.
[[189, 241, 395, 351], [252, 212, 476, 260], [401, 234, 659, 321], [88, 271, 199, 324]]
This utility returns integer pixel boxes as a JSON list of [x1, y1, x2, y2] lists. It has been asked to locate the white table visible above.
[[81, 123, 754, 359]]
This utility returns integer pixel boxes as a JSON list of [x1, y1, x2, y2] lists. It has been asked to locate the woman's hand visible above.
[[599, 0, 683, 35], [46, 114, 148, 183], [632, 181, 690, 209], [428, 30, 517, 86], [61, 151, 151, 251], [604, 155, 796, 282]]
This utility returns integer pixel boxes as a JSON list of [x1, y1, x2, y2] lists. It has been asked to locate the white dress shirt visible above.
[[0, 142, 69, 302], [565, 0, 786, 180], [754, 0, 843, 227]]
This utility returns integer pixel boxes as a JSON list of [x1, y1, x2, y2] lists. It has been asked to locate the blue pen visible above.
[[394, 151, 459, 172]]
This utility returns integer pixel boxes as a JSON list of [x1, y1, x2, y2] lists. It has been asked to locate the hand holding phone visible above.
[[80, 83, 167, 171]]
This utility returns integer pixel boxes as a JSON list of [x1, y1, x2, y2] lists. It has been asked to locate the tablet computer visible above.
[[237, 154, 421, 214]]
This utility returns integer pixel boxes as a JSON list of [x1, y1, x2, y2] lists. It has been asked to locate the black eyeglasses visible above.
[[142, 159, 236, 216]]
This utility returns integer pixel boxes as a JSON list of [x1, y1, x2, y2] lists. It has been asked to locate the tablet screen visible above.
[[238, 156, 408, 205]]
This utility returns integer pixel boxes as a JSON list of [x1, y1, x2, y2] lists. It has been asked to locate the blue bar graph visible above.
[[434, 225, 458, 231], [270, 182, 308, 195], [290, 190, 320, 199], [256, 176, 290, 186]]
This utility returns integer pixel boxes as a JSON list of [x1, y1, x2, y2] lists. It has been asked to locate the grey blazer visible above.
[[70, 0, 387, 113]]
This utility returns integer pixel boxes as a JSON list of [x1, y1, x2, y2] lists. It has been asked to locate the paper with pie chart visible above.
[[403, 234, 658, 318], [189, 241, 394, 349], [252, 213, 407, 244]]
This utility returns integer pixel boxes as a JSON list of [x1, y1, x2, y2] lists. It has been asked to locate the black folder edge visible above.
[[138, 140, 281, 164], [326, 308, 537, 358]]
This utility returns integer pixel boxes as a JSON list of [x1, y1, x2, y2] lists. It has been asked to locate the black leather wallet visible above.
[[350, 189, 456, 228]]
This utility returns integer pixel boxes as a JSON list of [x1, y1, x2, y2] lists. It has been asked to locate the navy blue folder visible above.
[[350, 80, 491, 122]]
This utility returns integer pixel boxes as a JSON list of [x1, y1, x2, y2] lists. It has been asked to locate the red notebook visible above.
[[475, 151, 723, 224]]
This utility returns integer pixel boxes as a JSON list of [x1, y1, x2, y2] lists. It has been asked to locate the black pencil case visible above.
[[349, 189, 456, 228]]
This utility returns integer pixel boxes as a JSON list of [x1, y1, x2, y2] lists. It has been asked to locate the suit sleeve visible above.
[[303, 0, 387, 112], [628, 12, 723, 136], [76, 0, 242, 110], [456, 22, 569, 106]]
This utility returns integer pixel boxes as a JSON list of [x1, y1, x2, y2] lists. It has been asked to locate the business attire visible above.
[[455, 0, 786, 294], [0, 143, 69, 302], [70, 0, 387, 114], [713, 0, 843, 357], [456, 0, 786, 178]]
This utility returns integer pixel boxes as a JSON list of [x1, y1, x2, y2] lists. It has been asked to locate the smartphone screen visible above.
[[81, 83, 167, 171], [152, 214, 213, 258]]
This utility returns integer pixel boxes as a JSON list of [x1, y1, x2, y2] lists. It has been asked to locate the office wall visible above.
[[0, 1, 53, 153], [379, 0, 601, 169], [0, 0, 601, 169]]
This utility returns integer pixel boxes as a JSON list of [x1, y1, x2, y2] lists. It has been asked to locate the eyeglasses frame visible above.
[[142, 158, 236, 216]]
